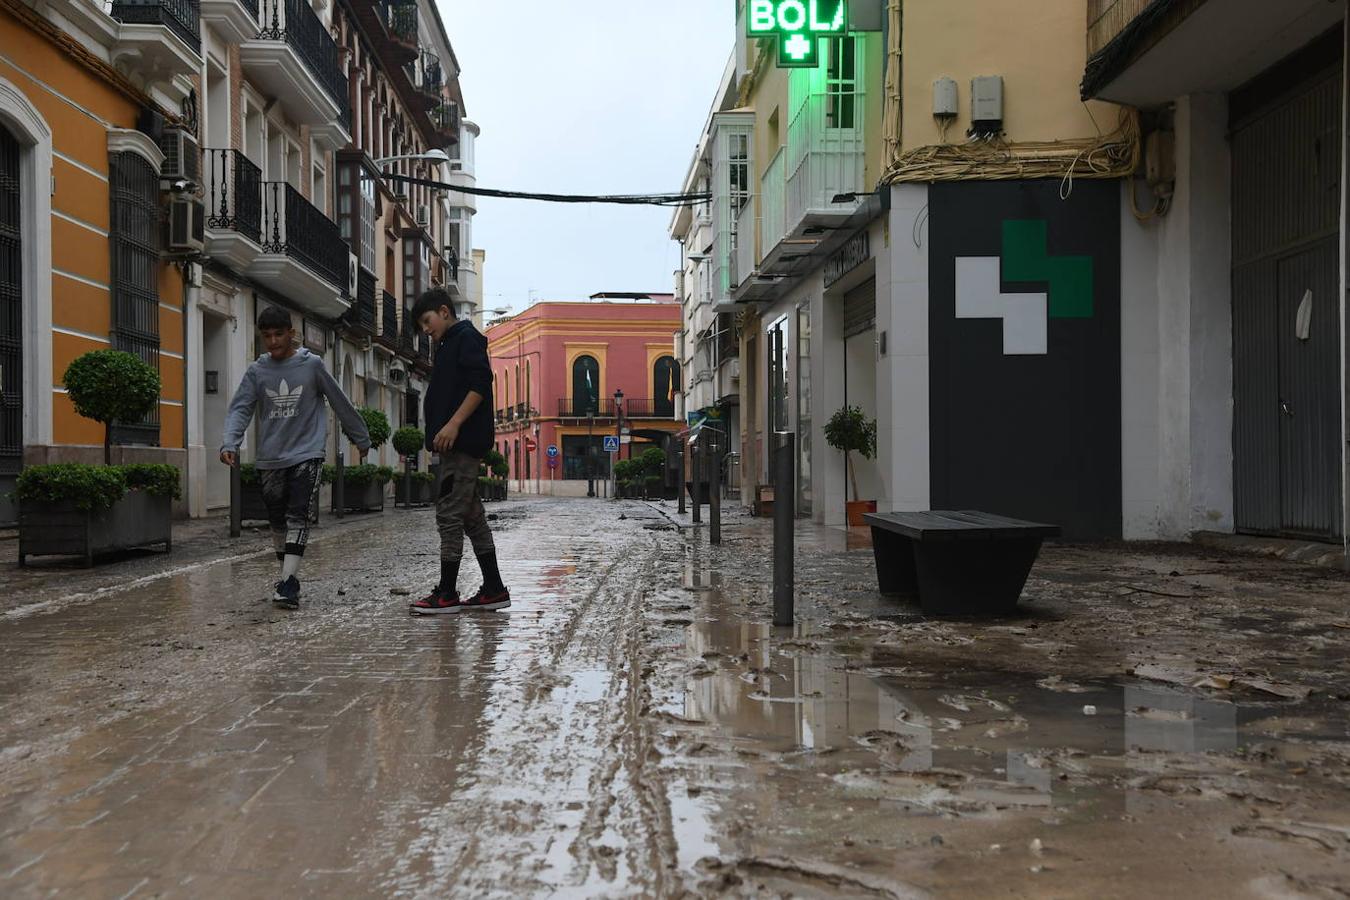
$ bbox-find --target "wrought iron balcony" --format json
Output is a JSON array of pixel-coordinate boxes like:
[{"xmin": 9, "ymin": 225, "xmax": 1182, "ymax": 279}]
[
  {"xmin": 407, "ymin": 49, "xmax": 443, "ymax": 109},
  {"xmin": 381, "ymin": 0, "xmax": 418, "ymax": 61},
  {"xmin": 111, "ymin": 0, "xmax": 201, "ymax": 52},
  {"xmin": 252, "ymin": 0, "xmax": 350, "ymax": 134},
  {"xmin": 259, "ymin": 181, "xmax": 347, "ymax": 291},
  {"xmin": 430, "ymin": 101, "xmax": 460, "ymax": 143},
  {"xmin": 558, "ymin": 398, "xmax": 615, "ymax": 419},
  {"xmin": 351, "ymin": 267, "xmax": 377, "ymax": 334},
  {"xmin": 399, "ymin": 306, "xmax": 416, "ymax": 356},
  {"xmin": 204, "ymin": 149, "xmax": 261, "ymax": 244},
  {"xmin": 379, "ymin": 291, "xmax": 399, "ymax": 347}
]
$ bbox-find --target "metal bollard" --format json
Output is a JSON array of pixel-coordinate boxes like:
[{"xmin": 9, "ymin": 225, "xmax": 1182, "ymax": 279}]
[
  {"xmin": 402, "ymin": 459, "xmax": 412, "ymax": 510},
  {"xmin": 709, "ymin": 441, "xmax": 722, "ymax": 546},
  {"xmin": 229, "ymin": 460, "xmax": 242, "ymax": 538},
  {"xmin": 677, "ymin": 440, "xmax": 687, "ymax": 515},
  {"xmin": 773, "ymin": 432, "xmax": 795, "ymax": 627},
  {"xmin": 691, "ymin": 442, "xmax": 703, "ymax": 524},
  {"xmin": 335, "ymin": 451, "xmax": 345, "ymax": 520}
]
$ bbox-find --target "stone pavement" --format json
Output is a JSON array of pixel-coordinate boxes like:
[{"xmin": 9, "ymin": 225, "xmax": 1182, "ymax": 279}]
[{"xmin": 1, "ymin": 496, "xmax": 1349, "ymax": 898}]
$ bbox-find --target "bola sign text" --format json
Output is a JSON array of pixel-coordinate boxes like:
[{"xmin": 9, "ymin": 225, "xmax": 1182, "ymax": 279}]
[{"xmin": 746, "ymin": 0, "xmax": 848, "ymax": 68}]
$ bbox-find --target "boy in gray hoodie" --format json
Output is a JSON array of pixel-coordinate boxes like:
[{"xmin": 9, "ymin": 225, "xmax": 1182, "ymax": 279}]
[{"xmin": 220, "ymin": 306, "xmax": 371, "ymax": 608}]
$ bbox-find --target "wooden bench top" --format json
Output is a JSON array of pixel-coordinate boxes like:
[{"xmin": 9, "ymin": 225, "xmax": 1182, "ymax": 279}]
[{"xmin": 863, "ymin": 510, "xmax": 1061, "ymax": 541}]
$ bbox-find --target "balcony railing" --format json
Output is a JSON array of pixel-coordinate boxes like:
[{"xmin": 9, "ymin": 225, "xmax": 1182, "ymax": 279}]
[
  {"xmin": 733, "ymin": 200, "xmax": 755, "ymax": 290},
  {"xmin": 204, "ymin": 148, "xmax": 261, "ymax": 244},
  {"xmin": 399, "ymin": 306, "xmax": 416, "ymax": 355},
  {"xmin": 556, "ymin": 398, "xmax": 669, "ymax": 418},
  {"xmin": 260, "ymin": 182, "xmax": 347, "ymax": 290},
  {"xmin": 785, "ymin": 85, "xmax": 865, "ymax": 229},
  {"xmin": 430, "ymin": 102, "xmax": 460, "ymax": 140},
  {"xmin": 353, "ymin": 267, "xmax": 377, "ymax": 333},
  {"xmin": 112, "ymin": 0, "xmax": 201, "ymax": 51},
  {"xmin": 382, "ymin": 0, "xmax": 418, "ymax": 48},
  {"xmin": 760, "ymin": 148, "xmax": 787, "ymax": 258},
  {"xmin": 380, "ymin": 291, "xmax": 399, "ymax": 346},
  {"xmin": 257, "ymin": 0, "xmax": 350, "ymax": 128}
]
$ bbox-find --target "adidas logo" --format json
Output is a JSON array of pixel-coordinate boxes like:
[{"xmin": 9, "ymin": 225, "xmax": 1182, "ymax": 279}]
[
  {"xmin": 955, "ymin": 220, "xmax": 1093, "ymax": 356},
  {"xmin": 265, "ymin": 379, "xmax": 304, "ymax": 419}
]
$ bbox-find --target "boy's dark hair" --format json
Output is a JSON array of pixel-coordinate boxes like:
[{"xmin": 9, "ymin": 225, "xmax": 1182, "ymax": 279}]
[
  {"xmin": 257, "ymin": 305, "xmax": 293, "ymax": 331},
  {"xmin": 411, "ymin": 288, "xmax": 457, "ymax": 323}
]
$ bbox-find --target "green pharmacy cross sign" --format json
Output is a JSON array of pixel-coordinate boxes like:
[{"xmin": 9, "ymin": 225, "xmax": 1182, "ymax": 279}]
[{"xmin": 747, "ymin": 0, "xmax": 849, "ymax": 68}]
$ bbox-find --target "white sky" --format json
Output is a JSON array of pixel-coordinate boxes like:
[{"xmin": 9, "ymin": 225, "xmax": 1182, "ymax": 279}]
[{"xmin": 435, "ymin": 0, "xmax": 734, "ymax": 313}]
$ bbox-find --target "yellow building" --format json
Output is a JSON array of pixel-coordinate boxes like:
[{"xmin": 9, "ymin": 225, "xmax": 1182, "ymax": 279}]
[{"xmin": 1, "ymin": 0, "xmax": 190, "ymax": 523}]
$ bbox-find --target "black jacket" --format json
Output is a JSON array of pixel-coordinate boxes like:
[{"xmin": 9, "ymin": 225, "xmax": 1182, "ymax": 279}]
[{"xmin": 424, "ymin": 319, "xmax": 495, "ymax": 459}]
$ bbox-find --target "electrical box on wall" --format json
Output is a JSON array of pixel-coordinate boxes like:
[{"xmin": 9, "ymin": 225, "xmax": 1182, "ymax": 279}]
[
  {"xmin": 970, "ymin": 76, "xmax": 1004, "ymax": 136},
  {"xmin": 1145, "ymin": 130, "xmax": 1176, "ymax": 187},
  {"xmin": 933, "ymin": 77, "xmax": 958, "ymax": 119}
]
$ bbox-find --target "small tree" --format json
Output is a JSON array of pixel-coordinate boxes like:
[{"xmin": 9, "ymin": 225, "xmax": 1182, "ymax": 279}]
[
  {"xmin": 393, "ymin": 426, "xmax": 424, "ymax": 459},
  {"xmin": 359, "ymin": 408, "xmax": 392, "ymax": 450},
  {"xmin": 482, "ymin": 449, "xmax": 509, "ymax": 480},
  {"xmin": 63, "ymin": 350, "xmax": 161, "ymax": 465},
  {"xmin": 824, "ymin": 405, "xmax": 878, "ymax": 503}
]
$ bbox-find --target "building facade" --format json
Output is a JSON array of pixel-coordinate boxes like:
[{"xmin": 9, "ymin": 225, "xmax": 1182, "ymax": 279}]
[
  {"xmin": 683, "ymin": 0, "xmax": 1350, "ymax": 551},
  {"xmin": 1, "ymin": 0, "xmax": 194, "ymax": 523},
  {"xmin": 0, "ymin": 0, "xmax": 486, "ymax": 521},
  {"xmin": 486, "ymin": 294, "xmax": 683, "ymax": 494}
]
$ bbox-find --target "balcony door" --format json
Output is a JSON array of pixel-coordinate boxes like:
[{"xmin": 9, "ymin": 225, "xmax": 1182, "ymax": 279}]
[{"xmin": 0, "ymin": 123, "xmax": 23, "ymax": 522}]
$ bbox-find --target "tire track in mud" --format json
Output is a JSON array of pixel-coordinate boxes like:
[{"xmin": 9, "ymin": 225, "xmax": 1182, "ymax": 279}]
[{"xmin": 386, "ymin": 513, "xmax": 682, "ymax": 898}]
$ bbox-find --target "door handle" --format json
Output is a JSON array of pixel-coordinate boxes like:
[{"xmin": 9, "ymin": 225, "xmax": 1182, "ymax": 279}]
[{"xmin": 1281, "ymin": 400, "xmax": 1294, "ymax": 417}]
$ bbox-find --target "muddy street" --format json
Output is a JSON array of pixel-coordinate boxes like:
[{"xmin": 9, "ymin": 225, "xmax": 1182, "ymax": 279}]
[{"xmin": 1, "ymin": 498, "xmax": 1349, "ymax": 898}]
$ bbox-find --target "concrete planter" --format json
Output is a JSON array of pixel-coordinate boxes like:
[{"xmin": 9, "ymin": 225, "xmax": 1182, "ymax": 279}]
[
  {"xmin": 241, "ymin": 482, "xmax": 269, "ymax": 523},
  {"xmin": 19, "ymin": 490, "xmax": 172, "ymax": 567},
  {"xmin": 395, "ymin": 478, "xmax": 435, "ymax": 507},
  {"xmin": 334, "ymin": 480, "xmax": 386, "ymax": 513}
]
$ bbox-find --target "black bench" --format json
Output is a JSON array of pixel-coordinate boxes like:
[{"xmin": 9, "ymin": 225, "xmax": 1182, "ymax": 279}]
[{"xmin": 864, "ymin": 511, "xmax": 1060, "ymax": 615}]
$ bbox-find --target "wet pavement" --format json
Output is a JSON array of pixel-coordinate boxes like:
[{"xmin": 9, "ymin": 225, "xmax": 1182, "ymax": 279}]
[{"xmin": 1, "ymin": 498, "xmax": 1349, "ymax": 897}]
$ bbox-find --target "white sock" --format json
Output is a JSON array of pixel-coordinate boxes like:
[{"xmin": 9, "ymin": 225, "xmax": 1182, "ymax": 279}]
[{"xmin": 282, "ymin": 554, "xmax": 302, "ymax": 581}]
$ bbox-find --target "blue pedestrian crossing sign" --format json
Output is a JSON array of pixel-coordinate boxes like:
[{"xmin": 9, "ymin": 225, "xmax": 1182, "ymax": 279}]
[{"xmin": 604, "ymin": 436, "xmax": 621, "ymax": 453}]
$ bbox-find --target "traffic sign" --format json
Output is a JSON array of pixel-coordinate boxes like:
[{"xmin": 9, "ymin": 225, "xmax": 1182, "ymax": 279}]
[
  {"xmin": 525, "ymin": 437, "xmax": 537, "ymax": 452},
  {"xmin": 546, "ymin": 445, "xmax": 560, "ymax": 459},
  {"xmin": 603, "ymin": 436, "xmax": 621, "ymax": 453}
]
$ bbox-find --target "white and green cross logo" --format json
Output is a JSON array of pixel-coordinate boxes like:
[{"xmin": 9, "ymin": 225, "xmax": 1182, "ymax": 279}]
[
  {"xmin": 955, "ymin": 220, "xmax": 1093, "ymax": 356},
  {"xmin": 746, "ymin": 0, "xmax": 849, "ymax": 68}
]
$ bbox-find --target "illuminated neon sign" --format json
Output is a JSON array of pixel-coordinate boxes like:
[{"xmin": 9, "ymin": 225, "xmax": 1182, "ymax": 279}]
[{"xmin": 746, "ymin": 0, "xmax": 849, "ymax": 68}]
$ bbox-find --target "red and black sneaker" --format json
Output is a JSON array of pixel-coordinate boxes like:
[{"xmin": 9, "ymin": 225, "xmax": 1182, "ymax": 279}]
[
  {"xmin": 461, "ymin": 586, "xmax": 511, "ymax": 612},
  {"xmin": 410, "ymin": 588, "xmax": 462, "ymax": 616}
]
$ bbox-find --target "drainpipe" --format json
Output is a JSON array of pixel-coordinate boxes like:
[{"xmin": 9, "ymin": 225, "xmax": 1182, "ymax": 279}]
[{"xmin": 182, "ymin": 260, "xmax": 200, "ymax": 518}]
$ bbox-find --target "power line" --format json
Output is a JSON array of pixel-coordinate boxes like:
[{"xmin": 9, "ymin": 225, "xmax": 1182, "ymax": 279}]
[{"xmin": 382, "ymin": 173, "xmax": 710, "ymax": 207}]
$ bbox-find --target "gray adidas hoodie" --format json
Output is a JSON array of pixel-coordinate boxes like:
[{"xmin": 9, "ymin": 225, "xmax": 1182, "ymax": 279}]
[{"xmin": 221, "ymin": 348, "xmax": 371, "ymax": 470}]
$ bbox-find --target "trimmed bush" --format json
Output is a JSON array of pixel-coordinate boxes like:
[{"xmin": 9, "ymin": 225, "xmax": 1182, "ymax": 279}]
[
  {"xmin": 393, "ymin": 426, "xmax": 425, "ymax": 457},
  {"xmin": 411, "ymin": 470, "xmax": 435, "ymax": 485},
  {"xmin": 239, "ymin": 463, "xmax": 260, "ymax": 486},
  {"xmin": 15, "ymin": 464, "xmax": 128, "ymax": 512},
  {"xmin": 62, "ymin": 350, "xmax": 161, "ymax": 465},
  {"xmin": 639, "ymin": 447, "xmax": 666, "ymax": 476},
  {"xmin": 120, "ymin": 464, "xmax": 182, "ymax": 500},
  {"xmin": 359, "ymin": 408, "xmax": 392, "ymax": 449},
  {"xmin": 321, "ymin": 464, "xmax": 336, "ymax": 485},
  {"xmin": 376, "ymin": 465, "xmax": 395, "ymax": 484},
  {"xmin": 344, "ymin": 464, "xmax": 395, "ymax": 487}
]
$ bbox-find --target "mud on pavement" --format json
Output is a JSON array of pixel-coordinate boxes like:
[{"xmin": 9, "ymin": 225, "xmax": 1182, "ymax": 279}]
[{"xmin": 636, "ymin": 506, "xmax": 1350, "ymax": 899}]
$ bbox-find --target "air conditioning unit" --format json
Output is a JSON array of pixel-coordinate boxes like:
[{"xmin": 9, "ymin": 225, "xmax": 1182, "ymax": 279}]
[
  {"xmin": 159, "ymin": 127, "xmax": 201, "ymax": 187},
  {"xmin": 347, "ymin": 253, "xmax": 359, "ymax": 298},
  {"xmin": 167, "ymin": 196, "xmax": 205, "ymax": 254},
  {"xmin": 416, "ymin": 205, "xmax": 430, "ymax": 228}
]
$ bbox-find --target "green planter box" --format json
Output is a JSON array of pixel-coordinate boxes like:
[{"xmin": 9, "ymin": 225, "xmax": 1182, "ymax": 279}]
[
  {"xmin": 19, "ymin": 490, "xmax": 172, "ymax": 567},
  {"xmin": 395, "ymin": 478, "xmax": 435, "ymax": 507},
  {"xmin": 333, "ymin": 481, "xmax": 386, "ymax": 513}
]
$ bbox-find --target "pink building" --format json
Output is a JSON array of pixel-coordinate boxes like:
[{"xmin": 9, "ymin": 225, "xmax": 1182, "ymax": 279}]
[{"xmin": 486, "ymin": 294, "xmax": 683, "ymax": 486}]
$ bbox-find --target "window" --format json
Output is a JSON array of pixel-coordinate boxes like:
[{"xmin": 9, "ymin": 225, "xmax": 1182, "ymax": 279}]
[
  {"xmin": 572, "ymin": 355, "xmax": 600, "ymax": 415},
  {"xmin": 312, "ymin": 161, "xmax": 327, "ymax": 216},
  {"xmin": 109, "ymin": 151, "xmax": 162, "ymax": 446},
  {"xmin": 653, "ymin": 356, "xmax": 681, "ymax": 418},
  {"xmin": 825, "ymin": 37, "xmax": 858, "ymax": 130},
  {"xmin": 338, "ymin": 160, "xmax": 377, "ymax": 271}
]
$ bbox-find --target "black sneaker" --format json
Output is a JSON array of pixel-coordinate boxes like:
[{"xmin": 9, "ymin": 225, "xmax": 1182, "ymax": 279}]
[
  {"xmin": 273, "ymin": 576, "xmax": 300, "ymax": 609},
  {"xmin": 461, "ymin": 586, "xmax": 511, "ymax": 612}
]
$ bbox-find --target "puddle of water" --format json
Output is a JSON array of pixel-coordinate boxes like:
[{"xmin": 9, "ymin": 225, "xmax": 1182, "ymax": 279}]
[{"xmin": 672, "ymin": 614, "xmax": 1350, "ymax": 824}]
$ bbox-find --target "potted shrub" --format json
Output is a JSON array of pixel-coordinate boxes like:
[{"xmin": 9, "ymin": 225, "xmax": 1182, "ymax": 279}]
[
  {"xmin": 17, "ymin": 351, "xmax": 177, "ymax": 566},
  {"xmin": 334, "ymin": 463, "xmax": 391, "ymax": 513},
  {"xmin": 613, "ymin": 459, "xmax": 636, "ymax": 498},
  {"xmin": 392, "ymin": 426, "xmax": 427, "ymax": 507},
  {"xmin": 824, "ymin": 405, "xmax": 879, "ymax": 526},
  {"xmin": 16, "ymin": 462, "xmax": 180, "ymax": 566},
  {"xmin": 481, "ymin": 450, "xmax": 509, "ymax": 501},
  {"xmin": 360, "ymin": 408, "xmax": 392, "ymax": 456},
  {"xmin": 639, "ymin": 447, "xmax": 668, "ymax": 500}
]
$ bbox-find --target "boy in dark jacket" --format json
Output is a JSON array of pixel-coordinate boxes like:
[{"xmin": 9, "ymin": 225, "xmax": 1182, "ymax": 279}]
[{"xmin": 408, "ymin": 288, "xmax": 510, "ymax": 615}]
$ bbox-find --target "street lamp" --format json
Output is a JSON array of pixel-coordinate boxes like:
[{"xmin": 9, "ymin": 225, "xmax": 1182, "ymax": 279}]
[
  {"xmin": 614, "ymin": 388, "xmax": 626, "ymax": 467},
  {"xmin": 374, "ymin": 150, "xmax": 450, "ymax": 167},
  {"xmin": 586, "ymin": 411, "xmax": 596, "ymax": 498}
]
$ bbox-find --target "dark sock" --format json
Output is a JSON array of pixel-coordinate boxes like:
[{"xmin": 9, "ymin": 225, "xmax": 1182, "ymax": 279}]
[
  {"xmin": 439, "ymin": 559, "xmax": 461, "ymax": 595},
  {"xmin": 478, "ymin": 552, "xmax": 505, "ymax": 592}
]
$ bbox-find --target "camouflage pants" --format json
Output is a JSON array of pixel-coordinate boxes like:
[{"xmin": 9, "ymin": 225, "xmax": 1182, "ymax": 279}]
[{"xmin": 435, "ymin": 451, "xmax": 496, "ymax": 563}]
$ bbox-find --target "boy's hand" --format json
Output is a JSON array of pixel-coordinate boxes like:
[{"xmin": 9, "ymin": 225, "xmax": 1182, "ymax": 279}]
[
  {"xmin": 220, "ymin": 450, "xmax": 238, "ymax": 467},
  {"xmin": 433, "ymin": 421, "xmax": 460, "ymax": 453}
]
